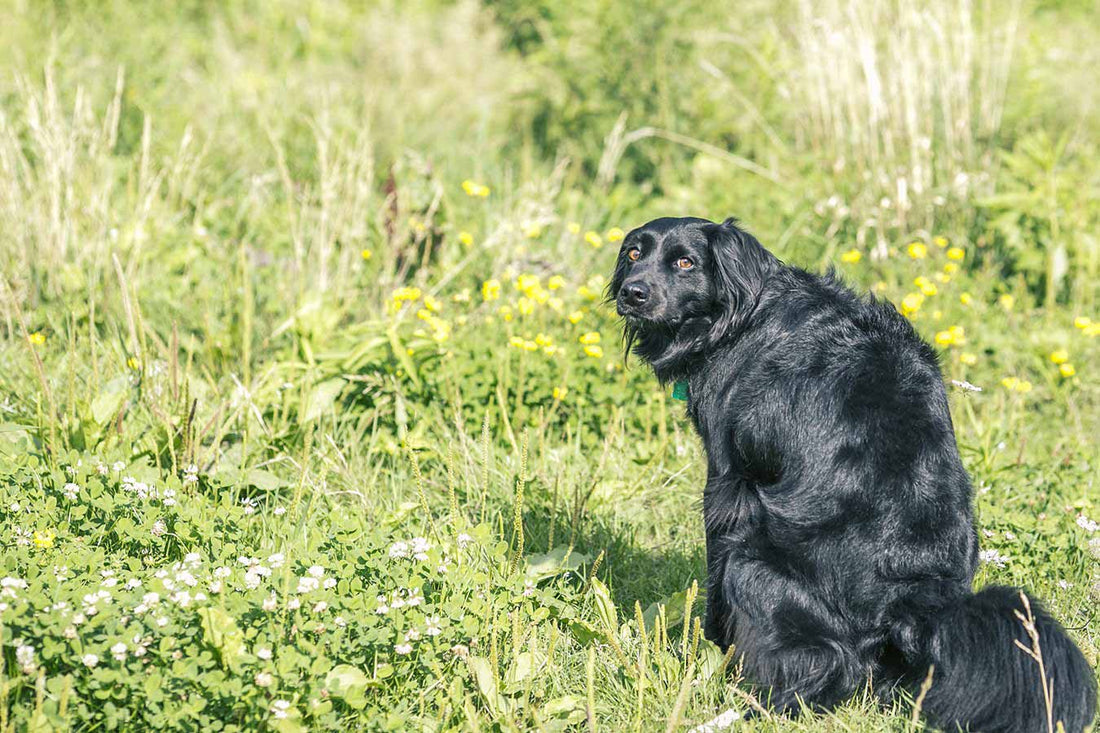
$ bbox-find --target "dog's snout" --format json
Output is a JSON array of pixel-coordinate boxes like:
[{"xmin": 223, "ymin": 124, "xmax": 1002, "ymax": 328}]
[{"xmin": 622, "ymin": 281, "xmax": 650, "ymax": 305}]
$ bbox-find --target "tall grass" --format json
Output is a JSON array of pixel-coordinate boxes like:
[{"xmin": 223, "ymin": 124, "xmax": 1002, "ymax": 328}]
[{"xmin": 787, "ymin": 0, "xmax": 1021, "ymax": 249}]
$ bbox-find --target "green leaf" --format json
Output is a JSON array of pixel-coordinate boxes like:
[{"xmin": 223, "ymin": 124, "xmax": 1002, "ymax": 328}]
[
  {"xmin": 198, "ymin": 607, "xmax": 247, "ymax": 672},
  {"xmin": 303, "ymin": 378, "xmax": 345, "ymax": 422},
  {"xmin": 324, "ymin": 664, "xmax": 370, "ymax": 710},
  {"xmin": 590, "ymin": 577, "xmax": 617, "ymax": 632},
  {"xmin": 91, "ymin": 376, "xmax": 130, "ymax": 425},
  {"xmin": 526, "ymin": 546, "xmax": 591, "ymax": 580}
]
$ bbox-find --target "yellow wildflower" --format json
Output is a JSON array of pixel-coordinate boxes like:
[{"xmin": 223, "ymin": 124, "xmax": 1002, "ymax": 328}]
[
  {"xmin": 28, "ymin": 332, "xmax": 46, "ymax": 345},
  {"xmin": 583, "ymin": 344, "xmax": 604, "ymax": 359},
  {"xmin": 959, "ymin": 292, "xmax": 972, "ymax": 306},
  {"xmin": 1001, "ymin": 377, "xmax": 1018, "ymax": 390},
  {"xmin": 606, "ymin": 227, "xmax": 625, "ymax": 242},
  {"xmin": 578, "ymin": 332, "xmax": 601, "ymax": 345},
  {"xmin": 508, "ymin": 336, "xmax": 525, "ymax": 349},
  {"xmin": 515, "ymin": 273, "xmax": 541, "ymax": 294},
  {"xmin": 934, "ymin": 330, "xmax": 954, "ymax": 346},
  {"xmin": 535, "ymin": 333, "xmax": 553, "ymax": 347},
  {"xmin": 933, "ymin": 236, "xmax": 949, "ymax": 248},
  {"xmin": 840, "ymin": 249, "xmax": 862, "ymax": 264},
  {"xmin": 517, "ymin": 298, "xmax": 534, "ymax": 316},
  {"xmin": 459, "ymin": 231, "xmax": 474, "ymax": 247},
  {"xmin": 498, "ymin": 305, "xmax": 514, "ymax": 322},
  {"xmin": 360, "ymin": 249, "xmax": 373, "ymax": 261},
  {"xmin": 567, "ymin": 222, "xmax": 581, "ymax": 235},
  {"xmin": 482, "ymin": 279, "xmax": 502, "ymax": 302},
  {"xmin": 901, "ymin": 292, "xmax": 924, "ymax": 316},
  {"xmin": 1059, "ymin": 363, "xmax": 1076, "ymax": 378},
  {"xmin": 461, "ymin": 179, "xmax": 490, "ymax": 198},
  {"xmin": 127, "ymin": 357, "xmax": 142, "ymax": 371},
  {"xmin": 568, "ymin": 310, "xmax": 584, "ymax": 325},
  {"xmin": 914, "ymin": 276, "xmax": 937, "ymax": 297},
  {"xmin": 392, "ymin": 286, "xmax": 422, "ymax": 304},
  {"xmin": 873, "ymin": 281, "xmax": 888, "ymax": 294},
  {"xmin": 1073, "ymin": 316, "xmax": 1091, "ymax": 329},
  {"xmin": 424, "ymin": 295, "xmax": 442, "ymax": 312},
  {"xmin": 1016, "ymin": 380, "xmax": 1032, "ymax": 393},
  {"xmin": 552, "ymin": 386, "xmax": 567, "ymax": 400},
  {"xmin": 584, "ymin": 231, "xmax": 603, "ymax": 248},
  {"xmin": 907, "ymin": 242, "xmax": 928, "ymax": 259},
  {"xmin": 33, "ymin": 529, "xmax": 55, "ymax": 549},
  {"xmin": 522, "ymin": 222, "xmax": 543, "ymax": 239},
  {"xmin": 935, "ymin": 326, "xmax": 964, "ymax": 347},
  {"xmin": 1049, "ymin": 350, "xmax": 1068, "ymax": 365},
  {"xmin": 943, "ymin": 262, "xmax": 959, "ymax": 275},
  {"xmin": 548, "ymin": 296, "xmax": 564, "ymax": 312},
  {"xmin": 959, "ymin": 352, "xmax": 977, "ymax": 365},
  {"xmin": 547, "ymin": 275, "xmax": 565, "ymax": 290},
  {"xmin": 452, "ymin": 289, "xmax": 471, "ymax": 303},
  {"xmin": 946, "ymin": 247, "xmax": 965, "ymax": 261},
  {"xmin": 1085, "ymin": 324, "xmax": 1100, "ymax": 337},
  {"xmin": 998, "ymin": 294, "xmax": 1015, "ymax": 311},
  {"xmin": 934, "ymin": 273, "xmax": 951, "ymax": 284}
]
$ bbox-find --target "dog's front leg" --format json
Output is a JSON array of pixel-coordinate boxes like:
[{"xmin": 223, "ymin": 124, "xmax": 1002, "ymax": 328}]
[{"xmin": 703, "ymin": 475, "xmax": 743, "ymax": 650}]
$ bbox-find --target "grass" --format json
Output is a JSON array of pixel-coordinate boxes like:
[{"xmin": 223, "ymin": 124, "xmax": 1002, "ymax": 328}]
[{"xmin": 0, "ymin": 1, "xmax": 1097, "ymax": 730}]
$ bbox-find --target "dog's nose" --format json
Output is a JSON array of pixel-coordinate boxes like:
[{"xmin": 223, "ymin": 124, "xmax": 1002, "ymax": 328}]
[{"xmin": 622, "ymin": 282, "xmax": 650, "ymax": 304}]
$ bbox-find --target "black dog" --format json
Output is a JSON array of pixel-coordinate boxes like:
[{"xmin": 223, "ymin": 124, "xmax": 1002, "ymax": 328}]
[{"xmin": 610, "ymin": 216, "xmax": 1096, "ymax": 731}]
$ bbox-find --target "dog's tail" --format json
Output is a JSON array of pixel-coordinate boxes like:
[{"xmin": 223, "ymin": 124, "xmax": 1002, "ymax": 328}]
[{"xmin": 902, "ymin": 585, "xmax": 1096, "ymax": 733}]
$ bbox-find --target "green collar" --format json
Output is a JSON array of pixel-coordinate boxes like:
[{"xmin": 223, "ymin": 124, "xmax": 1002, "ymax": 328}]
[{"xmin": 672, "ymin": 380, "xmax": 689, "ymax": 402}]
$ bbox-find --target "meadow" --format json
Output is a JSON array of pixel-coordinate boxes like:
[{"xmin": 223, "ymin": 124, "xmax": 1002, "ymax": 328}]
[{"xmin": 0, "ymin": 0, "xmax": 1097, "ymax": 730}]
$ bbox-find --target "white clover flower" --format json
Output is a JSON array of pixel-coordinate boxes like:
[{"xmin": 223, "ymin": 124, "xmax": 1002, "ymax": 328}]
[
  {"xmin": 256, "ymin": 647, "xmax": 273, "ymax": 660},
  {"xmin": 274, "ymin": 506, "xmax": 286, "ymax": 516},
  {"xmin": 405, "ymin": 628, "xmax": 421, "ymax": 642},
  {"xmin": 410, "ymin": 537, "xmax": 431, "ymax": 561},
  {"xmin": 375, "ymin": 595, "xmax": 390, "ymax": 615},
  {"xmin": 208, "ymin": 580, "xmax": 223, "ymax": 594},
  {"xmin": 183, "ymin": 552, "xmax": 202, "ymax": 566},
  {"xmin": 1077, "ymin": 515, "xmax": 1098, "ymax": 533},
  {"xmin": 255, "ymin": 672, "xmax": 274, "ymax": 687},
  {"xmin": 125, "ymin": 578, "xmax": 142, "ymax": 590},
  {"xmin": 171, "ymin": 591, "xmax": 192, "ymax": 607},
  {"xmin": 405, "ymin": 588, "xmax": 422, "ymax": 607},
  {"xmin": 238, "ymin": 556, "xmax": 258, "ymax": 566},
  {"xmin": 395, "ymin": 643, "xmax": 413, "ymax": 655},
  {"xmin": 111, "ymin": 643, "xmax": 127, "ymax": 661},
  {"xmin": 63, "ymin": 626, "xmax": 77, "ymax": 639},
  {"xmin": 16, "ymin": 644, "xmax": 35, "ymax": 673},
  {"xmin": 133, "ymin": 645, "xmax": 147, "ymax": 658},
  {"xmin": 334, "ymin": 616, "xmax": 347, "ymax": 628},
  {"xmin": 388, "ymin": 541, "xmax": 410, "ymax": 559},
  {"xmin": 323, "ymin": 577, "xmax": 337, "ymax": 589},
  {"xmin": 213, "ymin": 566, "xmax": 232, "ymax": 579},
  {"xmin": 271, "ymin": 700, "xmax": 291, "ymax": 719},
  {"xmin": 9, "ymin": 502, "xmax": 20, "ymax": 512},
  {"xmin": 112, "ymin": 461, "xmax": 125, "ymax": 472},
  {"xmin": 1058, "ymin": 580, "xmax": 1072, "ymax": 589},
  {"xmin": 688, "ymin": 708, "xmax": 741, "ymax": 733},
  {"xmin": 296, "ymin": 576, "xmax": 319, "ymax": 594},
  {"xmin": 287, "ymin": 598, "xmax": 301, "ymax": 610},
  {"xmin": 523, "ymin": 580, "xmax": 536, "ymax": 597},
  {"xmin": 156, "ymin": 616, "xmax": 169, "ymax": 627},
  {"xmin": 457, "ymin": 533, "xmax": 473, "ymax": 548},
  {"xmin": 82, "ymin": 654, "xmax": 99, "ymax": 668},
  {"xmin": 262, "ymin": 594, "xmax": 278, "ymax": 612},
  {"xmin": 72, "ymin": 613, "xmax": 87, "ymax": 625},
  {"xmin": 142, "ymin": 592, "xmax": 161, "ymax": 606},
  {"xmin": 194, "ymin": 592, "xmax": 208, "ymax": 603},
  {"xmin": 163, "ymin": 488, "xmax": 177, "ymax": 507},
  {"xmin": 151, "ymin": 519, "xmax": 167, "ymax": 537},
  {"xmin": 176, "ymin": 571, "xmax": 197, "ymax": 587},
  {"xmin": 979, "ymin": 549, "xmax": 1009, "ymax": 568},
  {"xmin": 437, "ymin": 562, "xmax": 450, "ymax": 574},
  {"xmin": 63, "ymin": 483, "xmax": 81, "ymax": 500},
  {"xmin": 244, "ymin": 570, "xmax": 263, "ymax": 590},
  {"xmin": 425, "ymin": 616, "xmax": 442, "ymax": 636},
  {"xmin": 268, "ymin": 553, "xmax": 285, "ymax": 568},
  {"xmin": 312, "ymin": 601, "xmax": 328, "ymax": 613},
  {"xmin": 307, "ymin": 565, "xmax": 324, "ymax": 578}
]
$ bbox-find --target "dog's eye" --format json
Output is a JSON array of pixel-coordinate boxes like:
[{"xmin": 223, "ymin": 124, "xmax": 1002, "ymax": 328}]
[
  {"xmin": 676, "ymin": 257, "xmax": 694, "ymax": 270},
  {"xmin": 627, "ymin": 248, "xmax": 641, "ymax": 261}
]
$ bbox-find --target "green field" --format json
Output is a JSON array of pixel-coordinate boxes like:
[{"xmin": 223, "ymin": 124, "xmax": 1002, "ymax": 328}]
[{"xmin": 0, "ymin": 1, "xmax": 1097, "ymax": 730}]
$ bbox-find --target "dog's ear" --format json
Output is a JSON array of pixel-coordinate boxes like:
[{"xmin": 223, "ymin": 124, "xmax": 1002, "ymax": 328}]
[{"xmin": 704, "ymin": 217, "xmax": 778, "ymax": 342}]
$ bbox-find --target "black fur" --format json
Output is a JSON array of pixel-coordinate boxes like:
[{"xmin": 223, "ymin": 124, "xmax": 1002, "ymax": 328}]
[{"xmin": 610, "ymin": 216, "xmax": 1097, "ymax": 731}]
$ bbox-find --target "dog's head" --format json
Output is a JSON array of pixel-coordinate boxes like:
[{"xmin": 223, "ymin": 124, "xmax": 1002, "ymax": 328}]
[{"xmin": 609, "ymin": 216, "xmax": 778, "ymax": 377}]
